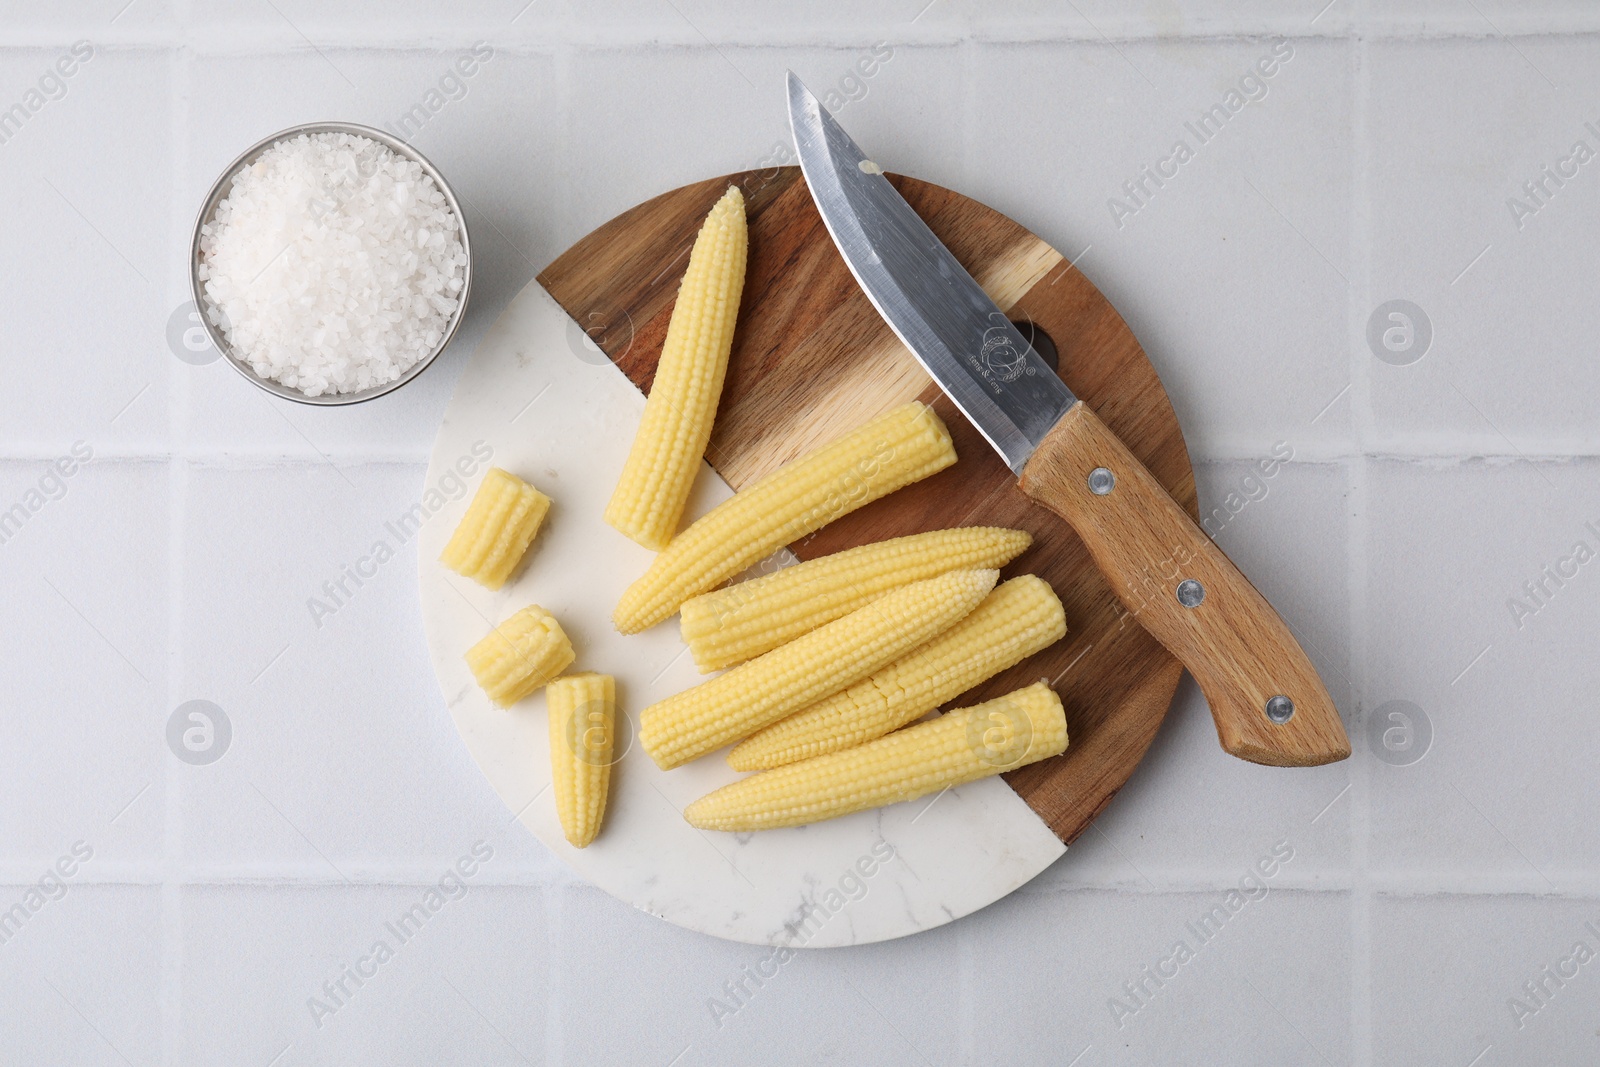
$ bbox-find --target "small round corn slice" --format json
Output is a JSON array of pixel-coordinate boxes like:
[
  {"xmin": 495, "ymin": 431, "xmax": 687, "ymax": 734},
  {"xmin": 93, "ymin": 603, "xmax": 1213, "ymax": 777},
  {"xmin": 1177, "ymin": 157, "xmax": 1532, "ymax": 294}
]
[{"xmin": 465, "ymin": 604, "xmax": 574, "ymax": 708}]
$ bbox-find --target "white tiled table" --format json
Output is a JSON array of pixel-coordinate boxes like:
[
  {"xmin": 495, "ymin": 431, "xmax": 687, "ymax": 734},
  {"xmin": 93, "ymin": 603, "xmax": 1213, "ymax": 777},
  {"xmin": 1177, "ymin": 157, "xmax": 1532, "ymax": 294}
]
[{"xmin": 2, "ymin": 3, "xmax": 1597, "ymax": 1064}]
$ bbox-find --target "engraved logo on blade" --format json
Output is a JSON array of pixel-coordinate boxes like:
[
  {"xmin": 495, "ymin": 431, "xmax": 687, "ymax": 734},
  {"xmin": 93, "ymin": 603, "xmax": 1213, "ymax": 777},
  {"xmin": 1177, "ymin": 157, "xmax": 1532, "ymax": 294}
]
[
  {"xmin": 966, "ymin": 313, "xmax": 1036, "ymax": 394},
  {"xmin": 981, "ymin": 325, "xmax": 1027, "ymax": 383}
]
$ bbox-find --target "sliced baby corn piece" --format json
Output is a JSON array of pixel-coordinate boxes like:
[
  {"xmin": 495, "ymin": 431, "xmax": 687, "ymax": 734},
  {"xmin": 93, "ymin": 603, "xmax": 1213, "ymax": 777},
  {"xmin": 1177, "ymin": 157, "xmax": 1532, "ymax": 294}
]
[
  {"xmin": 440, "ymin": 468, "xmax": 552, "ymax": 590},
  {"xmin": 614, "ymin": 401, "xmax": 957, "ymax": 634},
  {"xmin": 728, "ymin": 574, "xmax": 1065, "ymax": 771},
  {"xmin": 464, "ymin": 605, "xmax": 575, "ymax": 709},
  {"xmin": 605, "ymin": 186, "xmax": 748, "ymax": 551},
  {"xmin": 679, "ymin": 526, "xmax": 1032, "ymax": 673},
  {"xmin": 685, "ymin": 682, "xmax": 1067, "ymax": 832},
  {"xmin": 546, "ymin": 673, "xmax": 616, "ymax": 848},
  {"xmin": 638, "ymin": 568, "xmax": 998, "ymax": 770}
]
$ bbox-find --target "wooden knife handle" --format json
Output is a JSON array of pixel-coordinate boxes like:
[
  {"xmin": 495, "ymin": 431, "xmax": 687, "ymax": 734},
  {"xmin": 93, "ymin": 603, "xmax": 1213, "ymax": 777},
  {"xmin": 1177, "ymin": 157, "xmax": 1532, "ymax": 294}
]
[{"xmin": 1019, "ymin": 401, "xmax": 1349, "ymax": 767}]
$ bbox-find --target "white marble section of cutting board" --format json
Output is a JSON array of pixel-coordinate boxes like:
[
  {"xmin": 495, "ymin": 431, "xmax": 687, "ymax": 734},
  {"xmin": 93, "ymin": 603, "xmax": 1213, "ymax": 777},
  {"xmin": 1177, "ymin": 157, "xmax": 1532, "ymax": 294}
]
[{"xmin": 419, "ymin": 279, "xmax": 1066, "ymax": 946}]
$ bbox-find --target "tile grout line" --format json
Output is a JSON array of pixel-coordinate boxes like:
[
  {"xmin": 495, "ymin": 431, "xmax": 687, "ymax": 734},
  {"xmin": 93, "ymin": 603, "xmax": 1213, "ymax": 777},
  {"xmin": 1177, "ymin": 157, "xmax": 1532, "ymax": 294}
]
[
  {"xmin": 161, "ymin": 32, "xmax": 192, "ymax": 1067},
  {"xmin": 5, "ymin": 868, "xmax": 1600, "ymax": 893},
  {"xmin": 542, "ymin": 38, "xmax": 573, "ymax": 1067},
  {"xmin": 161, "ymin": 459, "xmax": 185, "ymax": 1067},
  {"xmin": 9, "ymin": 870, "xmax": 1600, "ymax": 895},
  {"xmin": 13, "ymin": 438, "xmax": 1600, "ymax": 460},
  {"xmin": 1348, "ymin": 7, "xmax": 1374, "ymax": 1066},
  {"xmin": 544, "ymin": 883, "xmax": 565, "ymax": 1067},
  {"xmin": 956, "ymin": 31, "xmax": 978, "ymax": 1066},
  {"xmin": 18, "ymin": 23, "xmax": 1600, "ymax": 50},
  {"xmin": 957, "ymin": 920, "xmax": 977, "ymax": 1066},
  {"xmin": 3, "ymin": 442, "xmax": 1600, "ymax": 465}
]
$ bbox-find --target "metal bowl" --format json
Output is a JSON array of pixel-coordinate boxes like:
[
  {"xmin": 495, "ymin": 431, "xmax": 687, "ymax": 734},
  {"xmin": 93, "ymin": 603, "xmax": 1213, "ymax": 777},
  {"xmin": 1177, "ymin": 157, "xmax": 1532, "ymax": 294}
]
[{"xmin": 188, "ymin": 120, "xmax": 473, "ymax": 406}]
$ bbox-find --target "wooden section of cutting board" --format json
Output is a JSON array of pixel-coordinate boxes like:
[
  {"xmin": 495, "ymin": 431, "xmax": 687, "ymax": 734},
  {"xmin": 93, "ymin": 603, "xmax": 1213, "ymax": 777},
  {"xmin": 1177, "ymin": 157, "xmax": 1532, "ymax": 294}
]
[{"xmin": 539, "ymin": 166, "xmax": 1197, "ymax": 846}]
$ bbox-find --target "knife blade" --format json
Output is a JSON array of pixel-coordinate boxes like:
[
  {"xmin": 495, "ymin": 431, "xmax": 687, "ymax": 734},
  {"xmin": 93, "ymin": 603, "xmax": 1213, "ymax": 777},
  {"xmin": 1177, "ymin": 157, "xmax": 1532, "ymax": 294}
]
[{"xmin": 787, "ymin": 72, "xmax": 1349, "ymax": 767}]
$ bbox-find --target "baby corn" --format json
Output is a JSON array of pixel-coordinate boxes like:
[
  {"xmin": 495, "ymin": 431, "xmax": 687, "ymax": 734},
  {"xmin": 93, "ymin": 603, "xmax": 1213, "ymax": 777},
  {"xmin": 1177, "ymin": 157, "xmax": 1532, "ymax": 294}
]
[
  {"xmin": 546, "ymin": 673, "xmax": 616, "ymax": 848},
  {"xmin": 605, "ymin": 186, "xmax": 748, "ymax": 550},
  {"xmin": 638, "ymin": 568, "xmax": 997, "ymax": 769},
  {"xmin": 684, "ymin": 682, "xmax": 1068, "ymax": 832},
  {"xmin": 728, "ymin": 575, "xmax": 1065, "ymax": 770},
  {"xmin": 614, "ymin": 401, "xmax": 957, "ymax": 633},
  {"xmin": 464, "ymin": 604, "xmax": 575, "ymax": 708},
  {"xmin": 440, "ymin": 468, "xmax": 551, "ymax": 590},
  {"xmin": 679, "ymin": 526, "xmax": 1032, "ymax": 672}
]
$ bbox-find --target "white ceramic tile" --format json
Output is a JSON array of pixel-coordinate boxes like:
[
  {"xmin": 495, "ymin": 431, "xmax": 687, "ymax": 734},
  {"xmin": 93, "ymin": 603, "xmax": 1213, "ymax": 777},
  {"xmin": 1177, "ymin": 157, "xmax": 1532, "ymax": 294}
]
[
  {"xmin": 0, "ymin": 460, "xmax": 165, "ymax": 869},
  {"xmin": 1371, "ymin": 0, "xmax": 1600, "ymax": 36},
  {"xmin": 744, "ymin": 42, "xmax": 969, "ymax": 188},
  {"xmin": 558, "ymin": 47, "xmax": 788, "ymax": 243},
  {"xmin": 1058, "ymin": 674, "xmax": 1353, "ymax": 885},
  {"xmin": 0, "ymin": 47, "xmax": 171, "ymax": 453},
  {"xmin": 178, "ymin": 462, "xmax": 563, "ymax": 878},
  {"xmin": 1368, "ymin": 37, "xmax": 1600, "ymax": 453},
  {"xmin": 185, "ymin": 0, "xmax": 553, "ymax": 33},
  {"xmin": 1372, "ymin": 894, "xmax": 1600, "ymax": 1066},
  {"xmin": 0, "ymin": 1, "xmax": 177, "ymax": 32},
  {"xmin": 669, "ymin": 0, "xmax": 929, "ymax": 38},
  {"xmin": 932, "ymin": 0, "xmax": 1354, "ymax": 37},
  {"xmin": 967, "ymin": 886, "xmax": 1350, "ymax": 1067},
  {"xmin": 795, "ymin": 926, "xmax": 964, "ymax": 1065},
  {"xmin": 1365, "ymin": 459, "xmax": 1600, "ymax": 880},
  {"xmin": 556, "ymin": 883, "xmax": 962, "ymax": 1066},
  {"xmin": 397, "ymin": 48, "xmax": 567, "ymax": 314},
  {"xmin": 969, "ymin": 38, "xmax": 1355, "ymax": 458},
  {"xmin": 559, "ymin": 43, "xmax": 967, "ymax": 246},
  {"xmin": 181, "ymin": 880, "xmax": 548, "ymax": 1066},
  {"xmin": 556, "ymin": 884, "xmax": 774, "ymax": 1065},
  {"xmin": 0, "ymin": 885, "xmax": 162, "ymax": 1067}
]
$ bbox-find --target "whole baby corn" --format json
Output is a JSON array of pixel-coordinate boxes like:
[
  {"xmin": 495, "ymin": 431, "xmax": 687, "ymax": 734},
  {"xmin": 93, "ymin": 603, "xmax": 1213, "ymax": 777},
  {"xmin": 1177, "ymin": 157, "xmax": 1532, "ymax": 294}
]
[
  {"xmin": 613, "ymin": 401, "xmax": 957, "ymax": 634},
  {"xmin": 546, "ymin": 673, "xmax": 616, "ymax": 848},
  {"xmin": 605, "ymin": 186, "xmax": 748, "ymax": 551},
  {"xmin": 728, "ymin": 575, "xmax": 1065, "ymax": 770},
  {"xmin": 638, "ymin": 568, "xmax": 998, "ymax": 769},
  {"xmin": 440, "ymin": 468, "xmax": 551, "ymax": 590},
  {"xmin": 679, "ymin": 526, "xmax": 1032, "ymax": 672},
  {"xmin": 684, "ymin": 682, "xmax": 1068, "ymax": 832},
  {"xmin": 464, "ymin": 605, "xmax": 575, "ymax": 708}
]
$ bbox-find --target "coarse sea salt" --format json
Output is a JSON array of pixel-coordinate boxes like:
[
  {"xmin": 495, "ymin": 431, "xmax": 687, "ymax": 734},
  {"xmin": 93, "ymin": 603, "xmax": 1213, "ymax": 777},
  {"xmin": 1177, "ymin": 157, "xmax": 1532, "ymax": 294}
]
[{"xmin": 198, "ymin": 131, "xmax": 467, "ymax": 397}]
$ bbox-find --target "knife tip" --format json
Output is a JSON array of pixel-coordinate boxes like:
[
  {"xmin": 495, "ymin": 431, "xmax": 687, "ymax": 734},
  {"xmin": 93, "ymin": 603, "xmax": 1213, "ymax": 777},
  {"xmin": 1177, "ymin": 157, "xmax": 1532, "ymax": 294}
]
[{"xmin": 785, "ymin": 70, "xmax": 816, "ymax": 108}]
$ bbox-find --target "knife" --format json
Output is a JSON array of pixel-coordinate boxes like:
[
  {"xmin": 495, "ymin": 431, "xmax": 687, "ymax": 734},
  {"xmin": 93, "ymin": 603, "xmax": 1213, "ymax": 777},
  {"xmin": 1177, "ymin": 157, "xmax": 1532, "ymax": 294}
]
[{"xmin": 786, "ymin": 73, "xmax": 1349, "ymax": 767}]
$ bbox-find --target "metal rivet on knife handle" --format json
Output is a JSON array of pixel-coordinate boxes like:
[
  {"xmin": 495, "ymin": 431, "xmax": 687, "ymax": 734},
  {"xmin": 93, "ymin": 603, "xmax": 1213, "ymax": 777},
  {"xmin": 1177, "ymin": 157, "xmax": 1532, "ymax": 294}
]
[
  {"xmin": 1265, "ymin": 695, "xmax": 1295, "ymax": 724},
  {"xmin": 1175, "ymin": 579, "xmax": 1204, "ymax": 608},
  {"xmin": 1087, "ymin": 467, "xmax": 1115, "ymax": 495}
]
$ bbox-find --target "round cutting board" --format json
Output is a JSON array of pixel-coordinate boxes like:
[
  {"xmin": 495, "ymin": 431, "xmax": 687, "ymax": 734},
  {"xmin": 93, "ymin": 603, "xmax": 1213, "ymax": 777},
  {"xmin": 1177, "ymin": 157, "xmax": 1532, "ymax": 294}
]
[{"xmin": 420, "ymin": 167, "xmax": 1197, "ymax": 946}]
